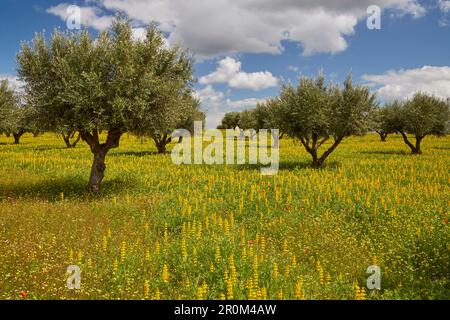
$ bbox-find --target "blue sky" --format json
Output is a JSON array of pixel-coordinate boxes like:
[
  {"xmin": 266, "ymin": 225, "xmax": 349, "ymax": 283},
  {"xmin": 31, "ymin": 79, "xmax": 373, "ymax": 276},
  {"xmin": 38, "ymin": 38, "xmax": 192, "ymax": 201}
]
[{"xmin": 1, "ymin": 0, "xmax": 449, "ymax": 127}]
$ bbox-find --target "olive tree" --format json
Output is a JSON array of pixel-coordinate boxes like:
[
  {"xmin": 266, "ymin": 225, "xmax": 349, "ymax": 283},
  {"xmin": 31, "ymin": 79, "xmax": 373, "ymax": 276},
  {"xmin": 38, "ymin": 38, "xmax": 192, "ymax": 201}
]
[
  {"xmin": 370, "ymin": 108, "xmax": 391, "ymax": 142},
  {"xmin": 134, "ymin": 94, "xmax": 204, "ymax": 154},
  {"xmin": 0, "ymin": 80, "xmax": 37, "ymax": 144},
  {"xmin": 0, "ymin": 80, "xmax": 18, "ymax": 138},
  {"xmin": 381, "ymin": 94, "xmax": 449, "ymax": 154},
  {"xmin": 278, "ymin": 74, "xmax": 377, "ymax": 168},
  {"xmin": 254, "ymin": 99, "xmax": 285, "ymax": 139},
  {"xmin": 17, "ymin": 18, "xmax": 194, "ymax": 192},
  {"xmin": 217, "ymin": 112, "xmax": 240, "ymax": 129}
]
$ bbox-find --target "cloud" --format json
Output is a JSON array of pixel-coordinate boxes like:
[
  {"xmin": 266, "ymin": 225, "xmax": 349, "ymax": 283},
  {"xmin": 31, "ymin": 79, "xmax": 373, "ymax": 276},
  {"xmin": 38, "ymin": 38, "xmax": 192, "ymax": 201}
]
[
  {"xmin": 47, "ymin": 3, "xmax": 114, "ymax": 30},
  {"xmin": 362, "ymin": 66, "xmax": 450, "ymax": 101},
  {"xmin": 0, "ymin": 75, "xmax": 25, "ymax": 92},
  {"xmin": 438, "ymin": 0, "xmax": 450, "ymax": 26},
  {"xmin": 194, "ymin": 85, "xmax": 267, "ymax": 128},
  {"xmin": 439, "ymin": 0, "xmax": 450, "ymax": 13},
  {"xmin": 48, "ymin": 0, "xmax": 425, "ymax": 58},
  {"xmin": 199, "ymin": 57, "xmax": 278, "ymax": 90}
]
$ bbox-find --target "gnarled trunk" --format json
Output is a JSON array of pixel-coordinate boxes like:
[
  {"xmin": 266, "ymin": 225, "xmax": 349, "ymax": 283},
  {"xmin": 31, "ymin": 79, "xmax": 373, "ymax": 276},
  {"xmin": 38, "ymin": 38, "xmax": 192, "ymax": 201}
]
[
  {"xmin": 13, "ymin": 130, "xmax": 25, "ymax": 144},
  {"xmin": 153, "ymin": 134, "xmax": 171, "ymax": 154},
  {"xmin": 400, "ymin": 131, "xmax": 423, "ymax": 154},
  {"xmin": 62, "ymin": 131, "xmax": 81, "ymax": 148},
  {"xmin": 89, "ymin": 149, "xmax": 107, "ymax": 193},
  {"xmin": 300, "ymin": 134, "xmax": 343, "ymax": 169},
  {"xmin": 376, "ymin": 131, "xmax": 388, "ymax": 142},
  {"xmin": 80, "ymin": 128, "xmax": 123, "ymax": 193}
]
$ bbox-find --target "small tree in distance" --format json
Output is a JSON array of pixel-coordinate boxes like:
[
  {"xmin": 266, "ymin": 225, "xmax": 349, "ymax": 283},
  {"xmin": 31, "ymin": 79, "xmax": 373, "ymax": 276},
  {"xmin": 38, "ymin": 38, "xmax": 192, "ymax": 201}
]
[
  {"xmin": 380, "ymin": 93, "xmax": 449, "ymax": 154},
  {"xmin": 134, "ymin": 94, "xmax": 204, "ymax": 154},
  {"xmin": 0, "ymin": 80, "xmax": 18, "ymax": 139},
  {"xmin": 278, "ymin": 74, "xmax": 377, "ymax": 168},
  {"xmin": 0, "ymin": 80, "xmax": 37, "ymax": 144},
  {"xmin": 217, "ymin": 112, "xmax": 240, "ymax": 129}
]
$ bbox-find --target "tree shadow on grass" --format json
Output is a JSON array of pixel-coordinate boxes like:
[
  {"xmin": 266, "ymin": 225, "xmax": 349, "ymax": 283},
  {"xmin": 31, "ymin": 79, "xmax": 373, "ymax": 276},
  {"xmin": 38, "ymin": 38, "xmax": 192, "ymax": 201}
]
[
  {"xmin": 361, "ymin": 150, "xmax": 410, "ymax": 155},
  {"xmin": 29, "ymin": 146, "xmax": 69, "ymax": 151},
  {"xmin": 236, "ymin": 160, "xmax": 340, "ymax": 172},
  {"xmin": 433, "ymin": 146, "xmax": 450, "ymax": 150},
  {"xmin": 0, "ymin": 175, "xmax": 137, "ymax": 202},
  {"xmin": 110, "ymin": 150, "xmax": 169, "ymax": 157}
]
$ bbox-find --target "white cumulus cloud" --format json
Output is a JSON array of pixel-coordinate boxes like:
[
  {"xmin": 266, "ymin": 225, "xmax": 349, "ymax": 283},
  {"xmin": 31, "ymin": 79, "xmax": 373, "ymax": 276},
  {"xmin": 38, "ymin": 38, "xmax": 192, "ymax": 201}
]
[
  {"xmin": 47, "ymin": 0, "xmax": 426, "ymax": 58},
  {"xmin": 195, "ymin": 85, "xmax": 267, "ymax": 128},
  {"xmin": 439, "ymin": 0, "xmax": 450, "ymax": 13},
  {"xmin": 363, "ymin": 66, "xmax": 450, "ymax": 101},
  {"xmin": 46, "ymin": 3, "xmax": 114, "ymax": 30},
  {"xmin": 199, "ymin": 57, "xmax": 278, "ymax": 90}
]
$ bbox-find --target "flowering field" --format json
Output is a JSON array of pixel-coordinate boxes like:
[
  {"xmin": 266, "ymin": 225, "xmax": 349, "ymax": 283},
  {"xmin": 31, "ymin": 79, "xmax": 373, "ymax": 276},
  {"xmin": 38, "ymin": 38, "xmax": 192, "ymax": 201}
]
[{"xmin": 0, "ymin": 133, "xmax": 448, "ymax": 300}]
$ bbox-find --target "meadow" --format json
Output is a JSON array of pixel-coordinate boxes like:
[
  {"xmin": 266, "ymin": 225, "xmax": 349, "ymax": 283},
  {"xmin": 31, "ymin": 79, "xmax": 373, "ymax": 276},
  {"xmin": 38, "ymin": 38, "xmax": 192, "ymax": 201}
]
[{"xmin": 0, "ymin": 132, "xmax": 448, "ymax": 300}]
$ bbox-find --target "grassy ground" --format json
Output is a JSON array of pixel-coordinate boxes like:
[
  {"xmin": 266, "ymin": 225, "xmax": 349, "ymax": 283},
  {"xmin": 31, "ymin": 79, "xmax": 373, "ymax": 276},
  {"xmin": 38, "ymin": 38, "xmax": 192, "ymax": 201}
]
[{"xmin": 0, "ymin": 132, "xmax": 449, "ymax": 300}]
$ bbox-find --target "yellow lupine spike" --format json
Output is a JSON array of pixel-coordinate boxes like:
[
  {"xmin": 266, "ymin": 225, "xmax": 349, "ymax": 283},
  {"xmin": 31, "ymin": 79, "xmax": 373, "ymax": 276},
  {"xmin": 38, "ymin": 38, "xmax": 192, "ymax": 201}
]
[
  {"xmin": 120, "ymin": 241, "xmax": 126, "ymax": 264},
  {"xmin": 162, "ymin": 264, "xmax": 169, "ymax": 283},
  {"xmin": 113, "ymin": 257, "xmax": 118, "ymax": 273},
  {"xmin": 102, "ymin": 235, "xmax": 108, "ymax": 253},
  {"xmin": 144, "ymin": 280, "xmax": 150, "ymax": 299}
]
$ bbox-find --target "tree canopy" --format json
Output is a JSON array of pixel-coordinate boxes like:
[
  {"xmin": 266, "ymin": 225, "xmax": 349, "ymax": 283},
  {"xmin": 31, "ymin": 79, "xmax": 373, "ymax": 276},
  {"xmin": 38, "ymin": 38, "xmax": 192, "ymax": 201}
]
[
  {"xmin": 17, "ymin": 17, "xmax": 195, "ymax": 191},
  {"xmin": 380, "ymin": 93, "xmax": 449, "ymax": 154},
  {"xmin": 277, "ymin": 74, "xmax": 377, "ymax": 167},
  {"xmin": 217, "ymin": 112, "xmax": 240, "ymax": 129}
]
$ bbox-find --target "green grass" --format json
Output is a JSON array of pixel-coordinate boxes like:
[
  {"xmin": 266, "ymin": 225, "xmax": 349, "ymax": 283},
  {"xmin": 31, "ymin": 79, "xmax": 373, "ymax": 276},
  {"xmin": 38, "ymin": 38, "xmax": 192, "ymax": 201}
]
[{"xmin": 0, "ymin": 132, "xmax": 449, "ymax": 300}]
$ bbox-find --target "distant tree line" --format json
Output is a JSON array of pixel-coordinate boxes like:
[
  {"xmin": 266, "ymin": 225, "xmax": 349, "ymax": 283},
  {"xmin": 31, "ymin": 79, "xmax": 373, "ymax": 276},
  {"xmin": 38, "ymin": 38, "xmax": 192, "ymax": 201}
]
[{"xmin": 217, "ymin": 74, "xmax": 449, "ymax": 167}]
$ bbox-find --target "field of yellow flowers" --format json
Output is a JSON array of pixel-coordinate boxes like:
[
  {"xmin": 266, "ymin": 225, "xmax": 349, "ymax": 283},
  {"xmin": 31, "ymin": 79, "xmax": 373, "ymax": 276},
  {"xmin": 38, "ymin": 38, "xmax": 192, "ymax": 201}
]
[{"xmin": 0, "ymin": 133, "xmax": 448, "ymax": 300}]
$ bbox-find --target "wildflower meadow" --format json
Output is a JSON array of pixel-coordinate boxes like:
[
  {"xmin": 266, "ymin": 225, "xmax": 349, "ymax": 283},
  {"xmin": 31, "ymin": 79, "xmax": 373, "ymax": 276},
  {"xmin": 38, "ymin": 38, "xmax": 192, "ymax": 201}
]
[{"xmin": 0, "ymin": 132, "xmax": 448, "ymax": 300}]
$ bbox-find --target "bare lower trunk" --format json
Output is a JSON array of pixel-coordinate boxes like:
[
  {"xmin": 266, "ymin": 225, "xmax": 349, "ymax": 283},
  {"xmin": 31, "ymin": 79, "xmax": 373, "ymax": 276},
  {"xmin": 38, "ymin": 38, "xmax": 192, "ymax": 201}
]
[
  {"xmin": 62, "ymin": 132, "xmax": 81, "ymax": 148},
  {"xmin": 13, "ymin": 131, "xmax": 25, "ymax": 144},
  {"xmin": 400, "ymin": 132, "xmax": 423, "ymax": 154},
  {"xmin": 153, "ymin": 134, "xmax": 171, "ymax": 154},
  {"xmin": 300, "ymin": 135, "xmax": 343, "ymax": 169},
  {"xmin": 412, "ymin": 137, "xmax": 422, "ymax": 154},
  {"xmin": 311, "ymin": 158, "xmax": 324, "ymax": 168},
  {"xmin": 88, "ymin": 150, "xmax": 107, "ymax": 193},
  {"xmin": 156, "ymin": 142, "xmax": 166, "ymax": 154},
  {"xmin": 376, "ymin": 131, "xmax": 388, "ymax": 142},
  {"xmin": 80, "ymin": 128, "xmax": 123, "ymax": 193}
]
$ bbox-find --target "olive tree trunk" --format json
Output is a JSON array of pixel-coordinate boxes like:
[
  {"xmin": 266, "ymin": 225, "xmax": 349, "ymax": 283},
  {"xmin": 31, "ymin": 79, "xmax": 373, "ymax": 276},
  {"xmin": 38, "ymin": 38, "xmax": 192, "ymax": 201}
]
[
  {"xmin": 153, "ymin": 134, "xmax": 172, "ymax": 154},
  {"xmin": 13, "ymin": 130, "xmax": 25, "ymax": 144},
  {"xmin": 80, "ymin": 128, "xmax": 123, "ymax": 193},
  {"xmin": 300, "ymin": 135, "xmax": 343, "ymax": 168},
  {"xmin": 62, "ymin": 131, "xmax": 81, "ymax": 148},
  {"xmin": 376, "ymin": 131, "xmax": 388, "ymax": 142},
  {"xmin": 400, "ymin": 131, "xmax": 423, "ymax": 154}
]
